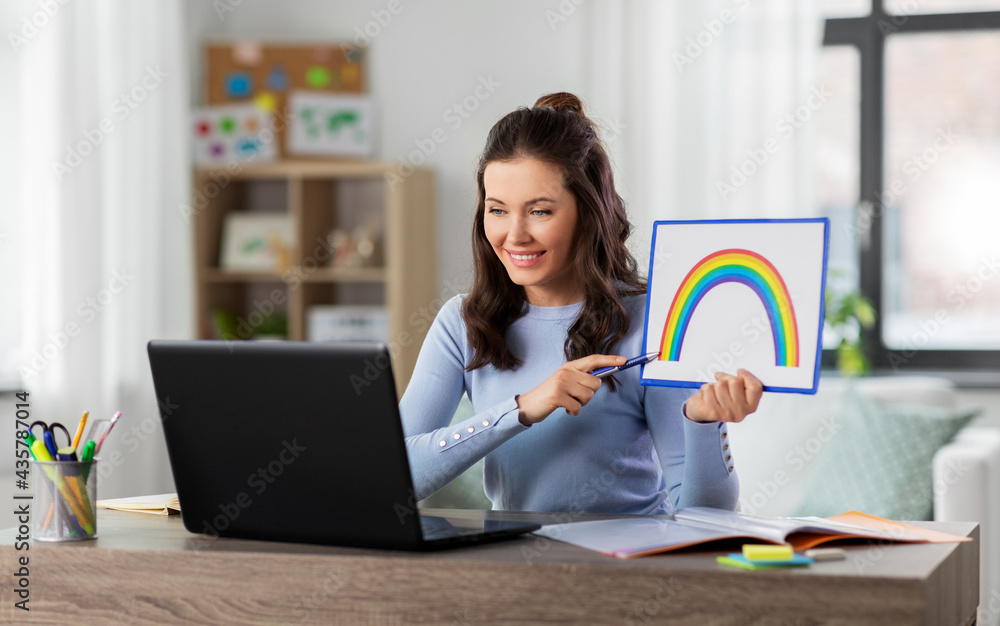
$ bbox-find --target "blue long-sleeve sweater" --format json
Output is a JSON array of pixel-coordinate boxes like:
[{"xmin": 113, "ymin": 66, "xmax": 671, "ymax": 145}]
[{"xmin": 399, "ymin": 294, "xmax": 739, "ymax": 514}]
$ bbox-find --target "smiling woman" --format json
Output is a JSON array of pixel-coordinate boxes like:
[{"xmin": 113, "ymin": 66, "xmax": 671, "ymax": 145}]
[
  {"xmin": 483, "ymin": 158, "xmax": 582, "ymax": 307},
  {"xmin": 465, "ymin": 92, "xmax": 644, "ymax": 379},
  {"xmin": 398, "ymin": 92, "xmax": 763, "ymax": 515}
]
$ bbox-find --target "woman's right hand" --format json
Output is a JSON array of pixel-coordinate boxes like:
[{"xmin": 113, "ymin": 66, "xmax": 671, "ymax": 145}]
[{"xmin": 515, "ymin": 354, "xmax": 626, "ymax": 425}]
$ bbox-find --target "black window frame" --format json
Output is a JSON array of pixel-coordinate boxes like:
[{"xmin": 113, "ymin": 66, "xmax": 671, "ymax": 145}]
[{"xmin": 822, "ymin": 1, "xmax": 1000, "ymax": 377}]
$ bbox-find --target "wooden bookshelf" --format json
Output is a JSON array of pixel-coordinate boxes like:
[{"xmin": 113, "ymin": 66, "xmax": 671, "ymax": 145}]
[{"xmin": 193, "ymin": 160, "xmax": 436, "ymax": 393}]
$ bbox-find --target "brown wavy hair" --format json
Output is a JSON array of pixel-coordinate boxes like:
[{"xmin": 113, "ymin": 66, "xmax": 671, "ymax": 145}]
[{"xmin": 461, "ymin": 92, "xmax": 645, "ymax": 390}]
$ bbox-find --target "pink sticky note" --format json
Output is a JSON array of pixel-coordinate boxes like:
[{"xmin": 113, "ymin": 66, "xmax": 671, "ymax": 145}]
[
  {"xmin": 313, "ymin": 46, "xmax": 331, "ymax": 62},
  {"xmin": 233, "ymin": 41, "xmax": 263, "ymax": 65}
]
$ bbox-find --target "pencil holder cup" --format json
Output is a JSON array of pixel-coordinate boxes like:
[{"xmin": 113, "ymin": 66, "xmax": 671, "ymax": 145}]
[{"xmin": 32, "ymin": 460, "xmax": 98, "ymax": 542}]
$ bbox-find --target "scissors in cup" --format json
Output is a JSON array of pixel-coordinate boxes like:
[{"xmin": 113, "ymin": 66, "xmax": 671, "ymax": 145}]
[{"xmin": 29, "ymin": 421, "xmax": 73, "ymax": 458}]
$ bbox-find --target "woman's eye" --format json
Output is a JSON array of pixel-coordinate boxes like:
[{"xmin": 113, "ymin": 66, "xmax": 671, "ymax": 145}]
[
  {"xmin": 531, "ymin": 209, "xmax": 551, "ymax": 216},
  {"xmin": 488, "ymin": 207, "xmax": 504, "ymax": 215}
]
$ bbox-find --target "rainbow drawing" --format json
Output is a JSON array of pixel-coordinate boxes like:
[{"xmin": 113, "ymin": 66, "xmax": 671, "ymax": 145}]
[{"xmin": 659, "ymin": 249, "xmax": 799, "ymax": 367}]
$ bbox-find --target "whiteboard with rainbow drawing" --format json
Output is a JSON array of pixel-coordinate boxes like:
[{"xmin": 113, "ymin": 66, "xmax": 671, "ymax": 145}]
[{"xmin": 640, "ymin": 219, "xmax": 829, "ymax": 394}]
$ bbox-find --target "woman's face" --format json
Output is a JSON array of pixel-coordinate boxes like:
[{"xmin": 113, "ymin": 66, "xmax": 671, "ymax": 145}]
[{"xmin": 482, "ymin": 157, "xmax": 582, "ymax": 307}]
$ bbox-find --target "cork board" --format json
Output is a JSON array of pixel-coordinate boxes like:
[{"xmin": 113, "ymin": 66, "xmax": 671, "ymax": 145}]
[{"xmin": 204, "ymin": 42, "xmax": 366, "ymax": 158}]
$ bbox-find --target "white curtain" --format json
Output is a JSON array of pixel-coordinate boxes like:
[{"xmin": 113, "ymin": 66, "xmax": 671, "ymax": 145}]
[
  {"xmin": 7, "ymin": 0, "xmax": 190, "ymax": 499},
  {"xmin": 585, "ymin": 0, "xmax": 824, "ymax": 263}
]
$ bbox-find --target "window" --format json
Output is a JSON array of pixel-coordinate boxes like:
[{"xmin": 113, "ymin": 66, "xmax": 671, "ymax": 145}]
[
  {"xmin": 884, "ymin": 32, "xmax": 1000, "ymax": 352},
  {"xmin": 885, "ymin": 0, "xmax": 1000, "ymax": 14},
  {"xmin": 816, "ymin": 46, "xmax": 862, "ymax": 350},
  {"xmin": 822, "ymin": 1, "xmax": 1000, "ymax": 372}
]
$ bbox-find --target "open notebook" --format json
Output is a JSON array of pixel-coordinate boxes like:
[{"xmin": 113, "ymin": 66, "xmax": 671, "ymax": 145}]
[
  {"xmin": 97, "ymin": 493, "xmax": 181, "ymax": 516},
  {"xmin": 534, "ymin": 507, "xmax": 971, "ymax": 559}
]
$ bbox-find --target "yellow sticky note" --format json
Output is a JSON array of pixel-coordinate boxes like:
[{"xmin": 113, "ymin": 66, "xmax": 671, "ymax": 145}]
[
  {"xmin": 743, "ymin": 544, "xmax": 794, "ymax": 562},
  {"xmin": 254, "ymin": 92, "xmax": 278, "ymax": 113}
]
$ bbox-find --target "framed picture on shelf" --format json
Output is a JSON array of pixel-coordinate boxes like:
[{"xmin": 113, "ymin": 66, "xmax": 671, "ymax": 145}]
[
  {"xmin": 219, "ymin": 213, "xmax": 294, "ymax": 272},
  {"xmin": 286, "ymin": 92, "xmax": 375, "ymax": 157}
]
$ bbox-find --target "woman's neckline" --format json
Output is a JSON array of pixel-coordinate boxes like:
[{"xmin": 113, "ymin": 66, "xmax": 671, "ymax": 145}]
[{"xmin": 521, "ymin": 300, "xmax": 585, "ymax": 320}]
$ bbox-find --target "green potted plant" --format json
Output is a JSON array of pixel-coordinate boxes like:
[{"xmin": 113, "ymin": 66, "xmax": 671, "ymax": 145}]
[{"xmin": 824, "ymin": 287, "xmax": 876, "ymax": 376}]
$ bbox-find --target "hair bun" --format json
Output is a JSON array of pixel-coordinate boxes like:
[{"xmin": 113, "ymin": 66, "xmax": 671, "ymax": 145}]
[{"xmin": 533, "ymin": 92, "xmax": 586, "ymax": 117}]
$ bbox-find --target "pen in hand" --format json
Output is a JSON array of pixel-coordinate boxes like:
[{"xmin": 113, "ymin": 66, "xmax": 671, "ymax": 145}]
[{"xmin": 590, "ymin": 352, "xmax": 660, "ymax": 378}]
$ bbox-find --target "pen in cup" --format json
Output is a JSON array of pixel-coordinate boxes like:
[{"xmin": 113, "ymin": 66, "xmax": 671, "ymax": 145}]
[
  {"xmin": 81, "ymin": 440, "xmax": 96, "ymax": 462},
  {"xmin": 43, "ymin": 431, "xmax": 57, "ymax": 457},
  {"xmin": 95, "ymin": 411, "xmax": 121, "ymax": 454},
  {"xmin": 85, "ymin": 411, "xmax": 122, "ymax": 455},
  {"xmin": 31, "ymin": 441, "xmax": 95, "ymax": 534},
  {"xmin": 72, "ymin": 411, "xmax": 89, "ymax": 451},
  {"xmin": 26, "ymin": 414, "xmax": 107, "ymax": 541}
]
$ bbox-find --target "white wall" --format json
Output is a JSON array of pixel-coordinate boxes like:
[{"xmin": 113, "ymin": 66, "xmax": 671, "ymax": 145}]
[{"xmin": 183, "ymin": 0, "xmax": 591, "ymax": 296}]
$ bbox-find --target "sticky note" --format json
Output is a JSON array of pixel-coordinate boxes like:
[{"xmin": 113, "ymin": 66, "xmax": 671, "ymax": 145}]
[
  {"xmin": 718, "ymin": 553, "xmax": 813, "ymax": 570},
  {"xmin": 254, "ymin": 91, "xmax": 278, "ymax": 113},
  {"xmin": 225, "ymin": 72, "xmax": 253, "ymax": 98},
  {"xmin": 306, "ymin": 66, "xmax": 331, "ymax": 88},
  {"xmin": 232, "ymin": 41, "xmax": 263, "ymax": 65},
  {"xmin": 343, "ymin": 47, "xmax": 362, "ymax": 64},
  {"xmin": 268, "ymin": 65, "xmax": 289, "ymax": 90},
  {"xmin": 341, "ymin": 63, "xmax": 360, "ymax": 85},
  {"xmin": 743, "ymin": 544, "xmax": 794, "ymax": 562},
  {"xmin": 717, "ymin": 556, "xmax": 771, "ymax": 570}
]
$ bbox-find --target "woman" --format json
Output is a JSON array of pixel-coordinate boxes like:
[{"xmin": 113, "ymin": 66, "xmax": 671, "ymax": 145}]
[{"xmin": 399, "ymin": 92, "xmax": 762, "ymax": 514}]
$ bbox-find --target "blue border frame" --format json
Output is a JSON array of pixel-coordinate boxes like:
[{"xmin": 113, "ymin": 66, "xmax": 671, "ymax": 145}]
[{"xmin": 639, "ymin": 218, "xmax": 831, "ymax": 395}]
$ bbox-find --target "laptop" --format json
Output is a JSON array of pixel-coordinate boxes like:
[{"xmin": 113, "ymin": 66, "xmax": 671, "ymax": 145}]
[{"xmin": 146, "ymin": 340, "xmax": 540, "ymax": 550}]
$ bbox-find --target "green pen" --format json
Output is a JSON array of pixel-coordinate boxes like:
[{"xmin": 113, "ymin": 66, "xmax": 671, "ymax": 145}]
[
  {"xmin": 24, "ymin": 434, "xmax": 37, "ymax": 460},
  {"xmin": 80, "ymin": 440, "xmax": 98, "ymax": 523},
  {"xmin": 81, "ymin": 440, "xmax": 96, "ymax": 462}
]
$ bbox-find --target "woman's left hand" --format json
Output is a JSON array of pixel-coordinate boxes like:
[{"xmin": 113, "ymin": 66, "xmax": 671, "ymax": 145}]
[{"xmin": 684, "ymin": 368, "xmax": 763, "ymax": 424}]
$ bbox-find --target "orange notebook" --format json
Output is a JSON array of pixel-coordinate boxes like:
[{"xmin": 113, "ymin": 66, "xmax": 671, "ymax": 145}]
[{"xmin": 533, "ymin": 507, "xmax": 970, "ymax": 559}]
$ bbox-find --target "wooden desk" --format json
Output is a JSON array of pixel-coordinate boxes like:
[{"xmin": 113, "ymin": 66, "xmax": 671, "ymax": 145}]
[{"xmin": 0, "ymin": 508, "xmax": 979, "ymax": 625}]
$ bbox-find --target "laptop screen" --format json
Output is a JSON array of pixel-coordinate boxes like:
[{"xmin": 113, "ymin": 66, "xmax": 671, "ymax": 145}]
[{"xmin": 148, "ymin": 340, "xmax": 426, "ymax": 549}]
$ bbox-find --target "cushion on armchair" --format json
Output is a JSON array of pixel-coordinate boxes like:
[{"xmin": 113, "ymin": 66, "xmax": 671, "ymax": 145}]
[{"xmin": 794, "ymin": 386, "xmax": 980, "ymax": 521}]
